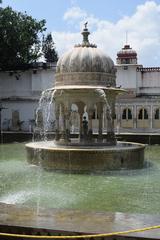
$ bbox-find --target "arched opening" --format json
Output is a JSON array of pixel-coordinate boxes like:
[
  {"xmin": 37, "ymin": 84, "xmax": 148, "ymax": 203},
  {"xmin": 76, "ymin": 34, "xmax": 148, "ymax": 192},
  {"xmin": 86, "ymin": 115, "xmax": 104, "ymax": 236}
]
[
  {"xmin": 138, "ymin": 108, "xmax": 148, "ymax": 120},
  {"xmin": 121, "ymin": 108, "xmax": 133, "ymax": 128},
  {"xmin": 122, "ymin": 108, "xmax": 132, "ymax": 120},
  {"xmin": 137, "ymin": 108, "xmax": 149, "ymax": 128},
  {"xmin": 70, "ymin": 104, "xmax": 79, "ymax": 134},
  {"xmin": 155, "ymin": 108, "xmax": 160, "ymax": 120},
  {"xmin": 153, "ymin": 108, "xmax": 160, "ymax": 128},
  {"xmin": 91, "ymin": 104, "xmax": 99, "ymax": 133},
  {"xmin": 122, "ymin": 108, "xmax": 127, "ymax": 119}
]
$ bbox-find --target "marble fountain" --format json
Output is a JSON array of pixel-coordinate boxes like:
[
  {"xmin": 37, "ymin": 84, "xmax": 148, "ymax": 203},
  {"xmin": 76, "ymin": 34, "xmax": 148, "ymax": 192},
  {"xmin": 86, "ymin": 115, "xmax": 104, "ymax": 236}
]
[{"xmin": 26, "ymin": 24, "xmax": 145, "ymax": 172}]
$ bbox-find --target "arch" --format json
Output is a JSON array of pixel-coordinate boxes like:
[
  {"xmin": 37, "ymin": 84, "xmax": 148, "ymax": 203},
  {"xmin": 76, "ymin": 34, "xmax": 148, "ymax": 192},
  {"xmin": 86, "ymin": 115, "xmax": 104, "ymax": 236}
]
[
  {"xmin": 154, "ymin": 108, "xmax": 160, "ymax": 120},
  {"xmin": 153, "ymin": 107, "xmax": 160, "ymax": 128},
  {"xmin": 122, "ymin": 108, "xmax": 127, "ymax": 119},
  {"xmin": 128, "ymin": 109, "xmax": 132, "ymax": 119},
  {"xmin": 70, "ymin": 103, "xmax": 80, "ymax": 133},
  {"xmin": 122, "ymin": 108, "xmax": 132, "ymax": 120},
  {"xmin": 138, "ymin": 108, "xmax": 148, "ymax": 120},
  {"xmin": 138, "ymin": 109, "xmax": 143, "ymax": 119},
  {"xmin": 92, "ymin": 104, "xmax": 98, "ymax": 120},
  {"xmin": 144, "ymin": 109, "xmax": 148, "ymax": 119}
]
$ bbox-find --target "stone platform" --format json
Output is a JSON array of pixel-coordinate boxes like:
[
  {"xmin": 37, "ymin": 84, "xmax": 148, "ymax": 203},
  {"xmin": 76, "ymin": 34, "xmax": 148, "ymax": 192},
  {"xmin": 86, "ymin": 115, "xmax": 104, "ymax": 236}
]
[{"xmin": 0, "ymin": 203, "xmax": 160, "ymax": 239}]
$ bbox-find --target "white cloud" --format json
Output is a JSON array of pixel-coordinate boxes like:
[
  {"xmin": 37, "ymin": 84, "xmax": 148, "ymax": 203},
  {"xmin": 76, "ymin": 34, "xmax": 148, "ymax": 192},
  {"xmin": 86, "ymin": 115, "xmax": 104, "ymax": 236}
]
[
  {"xmin": 63, "ymin": 6, "xmax": 87, "ymax": 21},
  {"xmin": 53, "ymin": 1, "xmax": 160, "ymax": 66},
  {"xmin": 52, "ymin": 31, "xmax": 80, "ymax": 55}
]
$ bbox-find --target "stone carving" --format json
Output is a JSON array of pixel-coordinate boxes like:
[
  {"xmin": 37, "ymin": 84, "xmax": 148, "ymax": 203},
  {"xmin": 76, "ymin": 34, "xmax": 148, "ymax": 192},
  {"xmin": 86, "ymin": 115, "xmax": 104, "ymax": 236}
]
[{"xmin": 55, "ymin": 72, "xmax": 116, "ymax": 87}]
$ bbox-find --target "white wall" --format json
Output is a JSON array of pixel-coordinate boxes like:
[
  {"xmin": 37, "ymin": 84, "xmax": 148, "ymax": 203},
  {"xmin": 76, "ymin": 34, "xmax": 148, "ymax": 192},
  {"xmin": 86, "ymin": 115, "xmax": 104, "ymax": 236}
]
[
  {"xmin": 0, "ymin": 68, "xmax": 56, "ymax": 98},
  {"xmin": 138, "ymin": 70, "xmax": 160, "ymax": 95},
  {"xmin": 116, "ymin": 64, "xmax": 141, "ymax": 93},
  {"xmin": 0, "ymin": 67, "xmax": 56, "ymax": 131},
  {"xmin": 1, "ymin": 101, "xmax": 38, "ymax": 131},
  {"xmin": 0, "ymin": 71, "xmax": 32, "ymax": 98}
]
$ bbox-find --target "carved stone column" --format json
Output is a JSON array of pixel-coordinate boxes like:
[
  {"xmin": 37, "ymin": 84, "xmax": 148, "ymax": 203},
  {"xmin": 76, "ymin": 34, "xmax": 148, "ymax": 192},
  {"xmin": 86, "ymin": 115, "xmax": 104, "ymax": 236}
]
[
  {"xmin": 116, "ymin": 103, "xmax": 121, "ymax": 131},
  {"xmin": 88, "ymin": 106, "xmax": 94, "ymax": 142},
  {"xmin": 133, "ymin": 105, "xmax": 137, "ymax": 129},
  {"xmin": 58, "ymin": 103, "xmax": 67, "ymax": 143},
  {"xmin": 55, "ymin": 104, "xmax": 60, "ymax": 141},
  {"xmin": 150, "ymin": 105, "xmax": 153, "ymax": 129},
  {"xmin": 64, "ymin": 105, "xmax": 71, "ymax": 142},
  {"xmin": 106, "ymin": 108, "xmax": 112, "ymax": 132},
  {"xmin": 106, "ymin": 100, "xmax": 116, "ymax": 145},
  {"xmin": 77, "ymin": 102, "xmax": 85, "ymax": 141},
  {"xmin": 97, "ymin": 102, "xmax": 103, "ymax": 142}
]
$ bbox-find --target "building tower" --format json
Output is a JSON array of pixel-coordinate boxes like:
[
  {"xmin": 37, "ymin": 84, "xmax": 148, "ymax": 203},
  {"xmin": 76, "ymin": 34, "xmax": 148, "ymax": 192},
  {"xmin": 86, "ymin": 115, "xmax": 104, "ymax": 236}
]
[{"xmin": 116, "ymin": 43, "xmax": 141, "ymax": 95}]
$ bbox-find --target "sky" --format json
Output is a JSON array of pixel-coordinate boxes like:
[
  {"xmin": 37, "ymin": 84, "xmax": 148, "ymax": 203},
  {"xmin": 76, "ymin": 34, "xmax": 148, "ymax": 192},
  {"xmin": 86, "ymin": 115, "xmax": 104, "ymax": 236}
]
[{"xmin": 1, "ymin": 0, "xmax": 160, "ymax": 66}]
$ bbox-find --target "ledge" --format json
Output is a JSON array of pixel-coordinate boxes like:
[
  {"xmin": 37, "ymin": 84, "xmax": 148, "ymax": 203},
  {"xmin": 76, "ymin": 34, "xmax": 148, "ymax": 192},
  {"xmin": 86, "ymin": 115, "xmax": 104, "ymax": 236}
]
[{"xmin": 0, "ymin": 203, "xmax": 160, "ymax": 239}]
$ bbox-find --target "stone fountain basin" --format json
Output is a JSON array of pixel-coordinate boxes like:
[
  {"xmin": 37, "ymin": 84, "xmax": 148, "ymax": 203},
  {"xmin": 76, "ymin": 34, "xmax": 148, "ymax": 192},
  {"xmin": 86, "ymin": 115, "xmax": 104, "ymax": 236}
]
[{"xmin": 26, "ymin": 141, "xmax": 145, "ymax": 172}]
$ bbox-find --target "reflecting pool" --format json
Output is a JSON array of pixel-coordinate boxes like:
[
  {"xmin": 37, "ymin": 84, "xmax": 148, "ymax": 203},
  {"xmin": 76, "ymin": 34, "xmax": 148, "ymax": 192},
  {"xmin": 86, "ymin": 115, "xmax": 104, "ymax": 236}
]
[{"xmin": 0, "ymin": 143, "xmax": 160, "ymax": 214}]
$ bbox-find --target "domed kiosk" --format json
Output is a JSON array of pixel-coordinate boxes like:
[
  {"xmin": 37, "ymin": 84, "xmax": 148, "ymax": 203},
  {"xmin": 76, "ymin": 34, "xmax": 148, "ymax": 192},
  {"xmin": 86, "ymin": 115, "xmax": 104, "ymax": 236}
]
[
  {"xmin": 116, "ymin": 44, "xmax": 137, "ymax": 64},
  {"xmin": 26, "ymin": 24, "xmax": 145, "ymax": 172}
]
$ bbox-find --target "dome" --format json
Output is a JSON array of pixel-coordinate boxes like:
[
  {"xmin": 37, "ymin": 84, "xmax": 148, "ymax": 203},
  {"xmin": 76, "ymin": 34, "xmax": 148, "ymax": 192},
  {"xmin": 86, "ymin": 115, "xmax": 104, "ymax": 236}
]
[
  {"xmin": 55, "ymin": 25, "xmax": 116, "ymax": 88},
  {"xmin": 56, "ymin": 45, "xmax": 114, "ymax": 74},
  {"xmin": 117, "ymin": 44, "xmax": 137, "ymax": 57}
]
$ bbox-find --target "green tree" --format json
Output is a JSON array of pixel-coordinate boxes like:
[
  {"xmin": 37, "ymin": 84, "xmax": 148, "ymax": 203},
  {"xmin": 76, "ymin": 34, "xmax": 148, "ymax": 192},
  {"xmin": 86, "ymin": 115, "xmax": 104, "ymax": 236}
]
[
  {"xmin": 42, "ymin": 33, "xmax": 58, "ymax": 63},
  {"xmin": 0, "ymin": 7, "xmax": 46, "ymax": 70}
]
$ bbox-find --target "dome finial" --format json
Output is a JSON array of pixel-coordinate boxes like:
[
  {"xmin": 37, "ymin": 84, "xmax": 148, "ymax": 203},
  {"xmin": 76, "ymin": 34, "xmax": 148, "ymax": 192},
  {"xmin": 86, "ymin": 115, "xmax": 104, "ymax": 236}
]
[
  {"xmin": 84, "ymin": 21, "xmax": 88, "ymax": 29},
  {"xmin": 74, "ymin": 23, "xmax": 97, "ymax": 48},
  {"xmin": 81, "ymin": 22, "xmax": 90, "ymax": 45}
]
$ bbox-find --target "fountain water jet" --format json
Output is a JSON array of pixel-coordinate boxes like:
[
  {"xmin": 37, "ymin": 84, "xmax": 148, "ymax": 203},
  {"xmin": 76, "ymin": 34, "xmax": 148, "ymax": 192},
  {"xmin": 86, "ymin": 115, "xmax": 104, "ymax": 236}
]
[{"xmin": 26, "ymin": 24, "xmax": 145, "ymax": 172}]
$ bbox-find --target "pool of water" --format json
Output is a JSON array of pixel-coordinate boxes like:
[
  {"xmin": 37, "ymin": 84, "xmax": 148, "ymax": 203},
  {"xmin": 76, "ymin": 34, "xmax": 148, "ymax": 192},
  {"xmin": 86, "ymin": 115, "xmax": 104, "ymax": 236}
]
[{"xmin": 0, "ymin": 143, "xmax": 160, "ymax": 214}]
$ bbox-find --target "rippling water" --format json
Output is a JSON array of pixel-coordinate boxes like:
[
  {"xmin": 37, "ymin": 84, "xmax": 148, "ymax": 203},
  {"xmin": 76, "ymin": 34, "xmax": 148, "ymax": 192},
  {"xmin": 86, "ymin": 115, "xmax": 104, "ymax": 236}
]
[{"xmin": 0, "ymin": 143, "xmax": 160, "ymax": 214}]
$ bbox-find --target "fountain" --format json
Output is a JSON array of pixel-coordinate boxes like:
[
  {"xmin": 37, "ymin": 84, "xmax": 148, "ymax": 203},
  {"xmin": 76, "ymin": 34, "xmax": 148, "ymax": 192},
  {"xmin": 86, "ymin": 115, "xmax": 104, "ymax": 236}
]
[{"xmin": 26, "ymin": 24, "xmax": 145, "ymax": 172}]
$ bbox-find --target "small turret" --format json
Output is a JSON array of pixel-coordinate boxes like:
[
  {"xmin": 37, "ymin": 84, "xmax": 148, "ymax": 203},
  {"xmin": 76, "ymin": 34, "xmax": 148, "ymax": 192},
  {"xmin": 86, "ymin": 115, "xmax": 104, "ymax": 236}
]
[{"xmin": 116, "ymin": 44, "xmax": 137, "ymax": 65}]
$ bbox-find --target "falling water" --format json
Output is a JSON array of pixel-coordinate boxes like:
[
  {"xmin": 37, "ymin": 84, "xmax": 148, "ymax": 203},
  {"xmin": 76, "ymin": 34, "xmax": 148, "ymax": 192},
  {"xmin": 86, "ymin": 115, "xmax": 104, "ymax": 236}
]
[
  {"xmin": 34, "ymin": 88, "xmax": 57, "ymax": 213},
  {"xmin": 94, "ymin": 88, "xmax": 113, "ymax": 134},
  {"xmin": 46, "ymin": 89, "xmax": 56, "ymax": 129},
  {"xmin": 34, "ymin": 89, "xmax": 56, "ymax": 141},
  {"xmin": 94, "ymin": 88, "xmax": 112, "ymax": 117},
  {"xmin": 34, "ymin": 90, "xmax": 47, "ymax": 141}
]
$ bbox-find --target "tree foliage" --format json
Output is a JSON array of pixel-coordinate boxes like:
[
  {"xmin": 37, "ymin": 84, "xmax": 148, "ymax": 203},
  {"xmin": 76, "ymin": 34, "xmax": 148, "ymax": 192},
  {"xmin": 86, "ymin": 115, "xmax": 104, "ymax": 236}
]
[
  {"xmin": 42, "ymin": 33, "xmax": 58, "ymax": 63},
  {"xmin": 0, "ymin": 7, "xmax": 46, "ymax": 70}
]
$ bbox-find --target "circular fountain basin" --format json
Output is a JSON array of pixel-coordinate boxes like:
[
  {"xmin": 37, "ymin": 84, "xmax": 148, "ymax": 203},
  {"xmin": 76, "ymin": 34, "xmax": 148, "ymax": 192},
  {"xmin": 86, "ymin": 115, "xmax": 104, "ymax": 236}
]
[{"xmin": 26, "ymin": 141, "xmax": 145, "ymax": 173}]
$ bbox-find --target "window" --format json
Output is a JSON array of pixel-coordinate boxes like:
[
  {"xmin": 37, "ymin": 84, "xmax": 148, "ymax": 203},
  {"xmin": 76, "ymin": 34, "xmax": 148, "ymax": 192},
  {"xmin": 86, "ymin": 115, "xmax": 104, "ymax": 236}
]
[
  {"xmin": 122, "ymin": 109, "xmax": 127, "ymax": 119},
  {"xmin": 122, "ymin": 108, "xmax": 132, "ymax": 120},
  {"xmin": 123, "ymin": 66, "xmax": 128, "ymax": 70},
  {"xmin": 92, "ymin": 111, "xmax": 98, "ymax": 119},
  {"xmin": 128, "ymin": 109, "xmax": 132, "ymax": 119},
  {"xmin": 144, "ymin": 109, "xmax": 148, "ymax": 119},
  {"xmin": 155, "ymin": 108, "xmax": 160, "ymax": 120},
  {"xmin": 92, "ymin": 111, "xmax": 96, "ymax": 119},
  {"xmin": 125, "ymin": 59, "xmax": 130, "ymax": 64},
  {"xmin": 138, "ymin": 109, "xmax": 143, "ymax": 119},
  {"xmin": 138, "ymin": 108, "xmax": 148, "ymax": 120}
]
